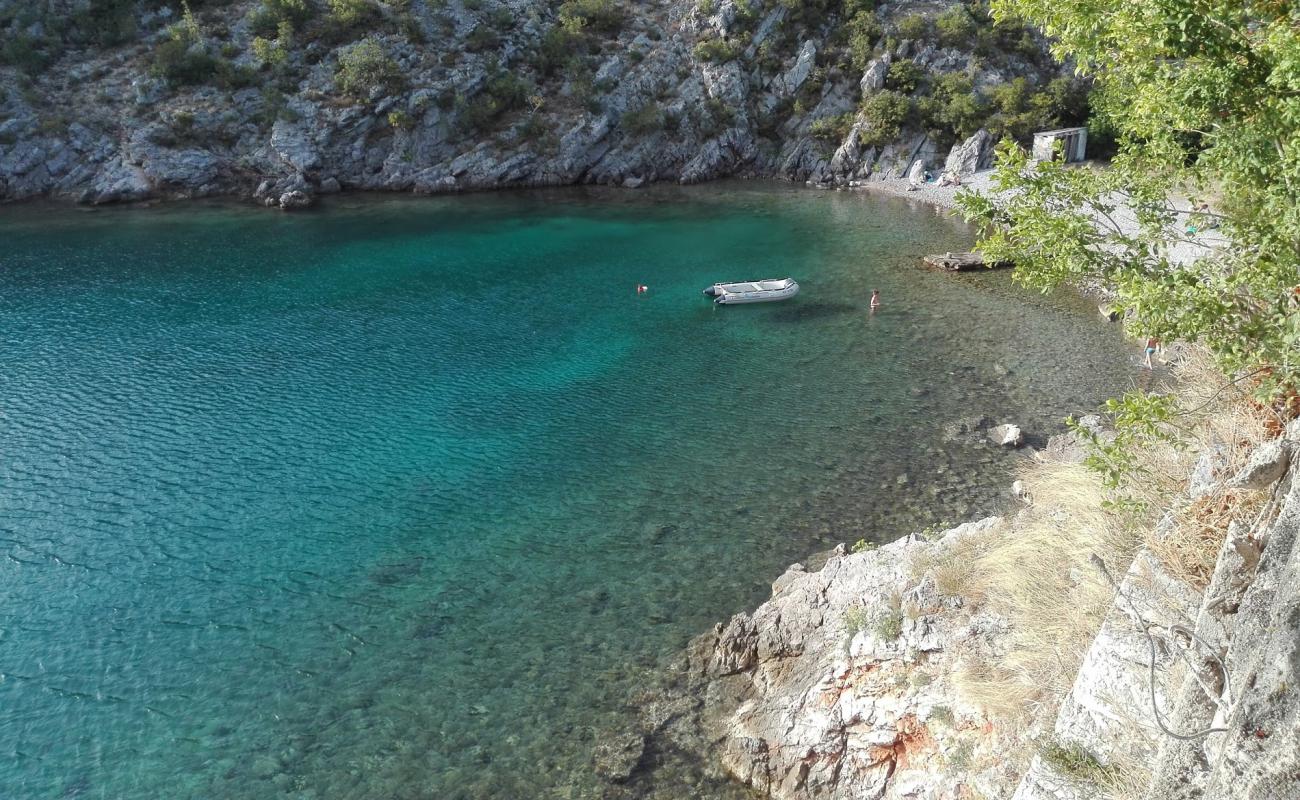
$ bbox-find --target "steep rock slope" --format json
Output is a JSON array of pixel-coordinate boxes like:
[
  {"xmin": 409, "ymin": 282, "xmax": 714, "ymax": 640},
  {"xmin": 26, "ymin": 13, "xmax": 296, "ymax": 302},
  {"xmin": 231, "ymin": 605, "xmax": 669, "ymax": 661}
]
[{"xmin": 0, "ymin": 0, "xmax": 1084, "ymax": 205}]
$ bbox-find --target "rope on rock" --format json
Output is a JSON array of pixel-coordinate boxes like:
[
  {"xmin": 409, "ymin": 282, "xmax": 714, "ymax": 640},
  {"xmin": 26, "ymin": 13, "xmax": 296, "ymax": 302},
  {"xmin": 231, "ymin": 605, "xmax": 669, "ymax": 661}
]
[{"xmin": 1089, "ymin": 554, "xmax": 1232, "ymax": 741}]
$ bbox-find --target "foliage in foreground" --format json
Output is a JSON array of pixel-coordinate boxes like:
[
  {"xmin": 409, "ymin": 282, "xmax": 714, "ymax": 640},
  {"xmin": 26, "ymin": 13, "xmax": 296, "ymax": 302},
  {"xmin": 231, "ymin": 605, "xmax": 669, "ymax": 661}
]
[{"xmin": 959, "ymin": 0, "xmax": 1300, "ymax": 406}]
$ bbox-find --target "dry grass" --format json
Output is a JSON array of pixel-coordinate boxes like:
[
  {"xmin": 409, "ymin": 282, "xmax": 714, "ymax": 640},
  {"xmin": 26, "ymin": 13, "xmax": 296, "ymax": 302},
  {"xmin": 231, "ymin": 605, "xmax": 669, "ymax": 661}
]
[
  {"xmin": 1141, "ymin": 347, "xmax": 1277, "ymax": 587},
  {"xmin": 951, "ymin": 462, "xmax": 1141, "ymax": 714},
  {"xmin": 1152, "ymin": 489, "xmax": 1267, "ymax": 589},
  {"xmin": 949, "ymin": 348, "xmax": 1278, "ymax": 716}
]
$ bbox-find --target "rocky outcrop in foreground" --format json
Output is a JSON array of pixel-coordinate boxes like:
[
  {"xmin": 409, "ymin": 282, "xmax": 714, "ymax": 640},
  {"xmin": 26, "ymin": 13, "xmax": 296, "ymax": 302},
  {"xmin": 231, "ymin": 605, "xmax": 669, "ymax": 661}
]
[
  {"xmin": 633, "ymin": 517, "xmax": 1028, "ymax": 800},
  {"xmin": 639, "ymin": 418, "xmax": 1300, "ymax": 800},
  {"xmin": 0, "ymin": 0, "xmax": 1076, "ymax": 206}
]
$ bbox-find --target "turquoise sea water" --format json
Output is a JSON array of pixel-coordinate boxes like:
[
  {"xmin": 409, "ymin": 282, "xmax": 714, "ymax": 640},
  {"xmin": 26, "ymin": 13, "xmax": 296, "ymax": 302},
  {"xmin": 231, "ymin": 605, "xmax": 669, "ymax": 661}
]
[{"xmin": 0, "ymin": 184, "xmax": 1139, "ymax": 799}]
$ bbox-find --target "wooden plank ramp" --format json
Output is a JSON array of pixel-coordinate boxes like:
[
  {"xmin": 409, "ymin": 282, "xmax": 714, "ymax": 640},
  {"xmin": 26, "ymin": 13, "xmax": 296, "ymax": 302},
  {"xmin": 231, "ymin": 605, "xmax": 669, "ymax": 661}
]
[{"xmin": 923, "ymin": 251, "xmax": 1012, "ymax": 271}]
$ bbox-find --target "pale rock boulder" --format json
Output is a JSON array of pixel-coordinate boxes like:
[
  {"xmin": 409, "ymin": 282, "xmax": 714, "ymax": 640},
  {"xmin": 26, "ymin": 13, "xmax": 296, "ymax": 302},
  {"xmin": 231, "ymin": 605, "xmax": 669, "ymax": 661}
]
[
  {"xmin": 989, "ymin": 423, "xmax": 1025, "ymax": 447},
  {"xmin": 860, "ymin": 54, "xmax": 892, "ymax": 94},
  {"xmin": 278, "ymin": 189, "xmax": 312, "ymax": 210},
  {"xmin": 683, "ymin": 517, "xmax": 1029, "ymax": 800},
  {"xmin": 1227, "ymin": 439, "xmax": 1292, "ymax": 491},
  {"xmin": 743, "ymin": 5, "xmax": 787, "ymax": 59},
  {"xmin": 775, "ymin": 40, "xmax": 817, "ymax": 97},
  {"xmin": 943, "ymin": 128, "xmax": 994, "ymax": 176},
  {"xmin": 87, "ymin": 157, "xmax": 150, "ymax": 204}
]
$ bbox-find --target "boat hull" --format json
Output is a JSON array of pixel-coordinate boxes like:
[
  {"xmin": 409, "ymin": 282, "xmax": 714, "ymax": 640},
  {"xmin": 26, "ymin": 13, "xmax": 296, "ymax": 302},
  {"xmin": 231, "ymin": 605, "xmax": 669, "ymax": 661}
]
[{"xmin": 704, "ymin": 278, "xmax": 800, "ymax": 304}]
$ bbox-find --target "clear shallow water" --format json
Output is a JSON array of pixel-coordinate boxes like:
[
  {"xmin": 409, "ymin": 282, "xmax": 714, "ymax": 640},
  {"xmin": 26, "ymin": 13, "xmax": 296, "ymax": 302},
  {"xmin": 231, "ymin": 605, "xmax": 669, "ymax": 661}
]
[{"xmin": 0, "ymin": 184, "xmax": 1139, "ymax": 799}]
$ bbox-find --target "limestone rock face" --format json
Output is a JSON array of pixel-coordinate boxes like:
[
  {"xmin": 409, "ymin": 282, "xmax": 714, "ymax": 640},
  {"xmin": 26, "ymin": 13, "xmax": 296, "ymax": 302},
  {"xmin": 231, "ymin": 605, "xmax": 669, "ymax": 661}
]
[
  {"xmin": 270, "ymin": 121, "xmax": 321, "ymax": 175},
  {"xmin": 653, "ymin": 518, "xmax": 1029, "ymax": 800},
  {"xmin": 777, "ymin": 40, "xmax": 818, "ymax": 96},
  {"xmin": 943, "ymin": 128, "xmax": 995, "ymax": 176},
  {"xmin": 1012, "ymin": 551, "xmax": 1201, "ymax": 800},
  {"xmin": 0, "ymin": 0, "xmax": 1069, "ymax": 204},
  {"xmin": 860, "ymin": 54, "xmax": 892, "ymax": 94},
  {"xmin": 1016, "ymin": 426, "xmax": 1300, "ymax": 800}
]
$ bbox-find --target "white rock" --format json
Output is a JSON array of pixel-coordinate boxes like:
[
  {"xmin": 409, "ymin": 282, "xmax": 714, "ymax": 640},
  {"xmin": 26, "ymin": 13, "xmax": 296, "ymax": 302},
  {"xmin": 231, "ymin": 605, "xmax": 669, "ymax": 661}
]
[
  {"xmin": 270, "ymin": 120, "xmax": 320, "ymax": 173},
  {"xmin": 989, "ymin": 423, "xmax": 1025, "ymax": 447},
  {"xmin": 278, "ymin": 189, "xmax": 312, "ymax": 210},
  {"xmin": 780, "ymin": 40, "xmax": 817, "ymax": 96},
  {"xmin": 1227, "ymin": 439, "xmax": 1292, "ymax": 490},
  {"xmin": 859, "ymin": 54, "xmax": 891, "ymax": 94}
]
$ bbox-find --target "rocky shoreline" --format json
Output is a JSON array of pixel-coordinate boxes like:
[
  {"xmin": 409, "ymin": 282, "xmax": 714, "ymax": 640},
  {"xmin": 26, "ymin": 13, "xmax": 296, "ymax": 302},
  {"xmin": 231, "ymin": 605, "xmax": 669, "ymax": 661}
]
[{"xmin": 622, "ymin": 383, "xmax": 1300, "ymax": 799}]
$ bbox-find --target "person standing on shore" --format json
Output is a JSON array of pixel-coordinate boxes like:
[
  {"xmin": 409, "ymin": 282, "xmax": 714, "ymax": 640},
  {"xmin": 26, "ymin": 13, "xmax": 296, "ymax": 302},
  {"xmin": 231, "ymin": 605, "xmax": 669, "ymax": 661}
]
[
  {"xmin": 870, "ymin": 289, "xmax": 881, "ymax": 312},
  {"xmin": 1143, "ymin": 336, "xmax": 1161, "ymax": 368}
]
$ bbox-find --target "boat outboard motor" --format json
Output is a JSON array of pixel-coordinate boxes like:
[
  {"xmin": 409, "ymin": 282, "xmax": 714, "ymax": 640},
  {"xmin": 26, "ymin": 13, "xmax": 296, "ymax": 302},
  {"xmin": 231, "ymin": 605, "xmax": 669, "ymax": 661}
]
[{"xmin": 702, "ymin": 285, "xmax": 721, "ymax": 297}]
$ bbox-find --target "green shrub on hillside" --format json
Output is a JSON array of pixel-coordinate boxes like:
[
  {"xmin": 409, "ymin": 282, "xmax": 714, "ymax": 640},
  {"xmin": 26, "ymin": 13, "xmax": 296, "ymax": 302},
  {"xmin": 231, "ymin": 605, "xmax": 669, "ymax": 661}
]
[
  {"xmin": 558, "ymin": 0, "xmax": 624, "ymax": 34},
  {"xmin": 985, "ymin": 77, "xmax": 1050, "ymax": 141},
  {"xmin": 0, "ymin": 34, "xmax": 52, "ymax": 74},
  {"xmin": 459, "ymin": 69, "xmax": 529, "ymax": 131},
  {"xmin": 895, "ymin": 13, "xmax": 930, "ymax": 40},
  {"xmin": 810, "ymin": 112, "xmax": 855, "ymax": 143},
  {"xmin": 328, "ymin": 0, "xmax": 379, "ymax": 28},
  {"xmin": 466, "ymin": 25, "xmax": 502, "ymax": 52},
  {"xmin": 72, "ymin": 0, "xmax": 139, "ymax": 47},
  {"xmin": 621, "ymin": 102, "xmax": 664, "ymax": 135},
  {"xmin": 335, "ymin": 38, "xmax": 404, "ymax": 100},
  {"xmin": 858, "ymin": 89, "xmax": 910, "ymax": 147},
  {"xmin": 916, "ymin": 71, "xmax": 985, "ymax": 140},
  {"xmin": 845, "ymin": 9, "xmax": 882, "ymax": 70},
  {"xmin": 249, "ymin": 0, "xmax": 312, "ymax": 38},
  {"xmin": 536, "ymin": 25, "xmax": 586, "ymax": 75},
  {"xmin": 693, "ymin": 36, "xmax": 743, "ymax": 63},
  {"xmin": 935, "ymin": 6, "xmax": 977, "ymax": 48},
  {"xmin": 251, "ymin": 19, "xmax": 293, "ymax": 68},
  {"xmin": 884, "ymin": 58, "xmax": 924, "ymax": 94},
  {"xmin": 776, "ymin": 0, "xmax": 835, "ymax": 28}
]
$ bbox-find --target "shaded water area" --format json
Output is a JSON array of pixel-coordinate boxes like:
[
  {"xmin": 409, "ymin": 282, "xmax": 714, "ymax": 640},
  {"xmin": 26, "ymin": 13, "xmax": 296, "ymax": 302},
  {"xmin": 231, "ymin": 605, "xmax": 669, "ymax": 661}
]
[{"xmin": 0, "ymin": 184, "xmax": 1141, "ymax": 799}]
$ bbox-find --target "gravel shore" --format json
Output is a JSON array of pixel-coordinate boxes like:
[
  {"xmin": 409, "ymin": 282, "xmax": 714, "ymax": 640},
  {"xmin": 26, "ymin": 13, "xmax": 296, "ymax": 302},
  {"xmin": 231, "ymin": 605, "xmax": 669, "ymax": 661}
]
[{"xmin": 844, "ymin": 170, "xmax": 998, "ymax": 211}]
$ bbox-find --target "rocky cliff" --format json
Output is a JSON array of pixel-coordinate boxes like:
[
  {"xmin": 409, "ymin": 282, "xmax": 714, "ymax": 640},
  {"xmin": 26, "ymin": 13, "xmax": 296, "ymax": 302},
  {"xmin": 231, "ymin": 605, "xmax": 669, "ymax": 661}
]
[
  {"xmin": 0, "ymin": 0, "xmax": 1083, "ymax": 206},
  {"xmin": 638, "ymin": 407, "xmax": 1300, "ymax": 800}
]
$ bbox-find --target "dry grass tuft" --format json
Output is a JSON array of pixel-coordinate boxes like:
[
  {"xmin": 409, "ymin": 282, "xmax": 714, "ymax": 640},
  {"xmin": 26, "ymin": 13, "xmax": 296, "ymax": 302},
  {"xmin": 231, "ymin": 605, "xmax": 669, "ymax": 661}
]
[
  {"xmin": 1151, "ymin": 489, "xmax": 1267, "ymax": 589},
  {"xmin": 954, "ymin": 462, "xmax": 1142, "ymax": 710},
  {"xmin": 949, "ymin": 348, "xmax": 1278, "ymax": 716},
  {"xmin": 1140, "ymin": 347, "xmax": 1277, "ymax": 587}
]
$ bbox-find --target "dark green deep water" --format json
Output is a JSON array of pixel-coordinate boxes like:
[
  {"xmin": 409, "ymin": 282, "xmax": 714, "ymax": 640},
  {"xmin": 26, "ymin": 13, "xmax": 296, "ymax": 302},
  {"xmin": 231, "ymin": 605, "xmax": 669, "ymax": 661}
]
[{"xmin": 0, "ymin": 184, "xmax": 1140, "ymax": 799}]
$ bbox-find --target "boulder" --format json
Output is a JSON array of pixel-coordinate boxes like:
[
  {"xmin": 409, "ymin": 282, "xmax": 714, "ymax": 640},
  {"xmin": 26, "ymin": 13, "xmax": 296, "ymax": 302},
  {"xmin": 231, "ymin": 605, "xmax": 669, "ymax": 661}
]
[
  {"xmin": 270, "ymin": 120, "xmax": 320, "ymax": 173},
  {"xmin": 88, "ymin": 157, "xmax": 151, "ymax": 203},
  {"xmin": 1227, "ymin": 439, "xmax": 1292, "ymax": 491},
  {"xmin": 319, "ymin": 176, "xmax": 342, "ymax": 194},
  {"xmin": 278, "ymin": 189, "xmax": 312, "ymax": 210},
  {"xmin": 859, "ymin": 54, "xmax": 891, "ymax": 94},
  {"xmin": 140, "ymin": 148, "xmax": 220, "ymax": 188},
  {"xmin": 131, "ymin": 77, "xmax": 166, "ymax": 107},
  {"xmin": 989, "ymin": 423, "xmax": 1025, "ymax": 447},
  {"xmin": 778, "ymin": 40, "xmax": 817, "ymax": 96},
  {"xmin": 592, "ymin": 731, "xmax": 647, "ymax": 783},
  {"xmin": 942, "ymin": 128, "xmax": 994, "ymax": 177}
]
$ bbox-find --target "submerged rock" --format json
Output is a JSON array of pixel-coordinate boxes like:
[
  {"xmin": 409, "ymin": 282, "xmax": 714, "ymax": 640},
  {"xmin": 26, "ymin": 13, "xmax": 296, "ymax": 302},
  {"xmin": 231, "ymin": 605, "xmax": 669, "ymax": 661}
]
[{"xmin": 592, "ymin": 731, "xmax": 647, "ymax": 783}]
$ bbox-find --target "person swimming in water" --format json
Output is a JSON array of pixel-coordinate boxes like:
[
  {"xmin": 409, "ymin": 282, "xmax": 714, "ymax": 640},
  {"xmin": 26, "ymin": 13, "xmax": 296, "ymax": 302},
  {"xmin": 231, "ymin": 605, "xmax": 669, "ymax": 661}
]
[{"xmin": 870, "ymin": 289, "xmax": 881, "ymax": 311}]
